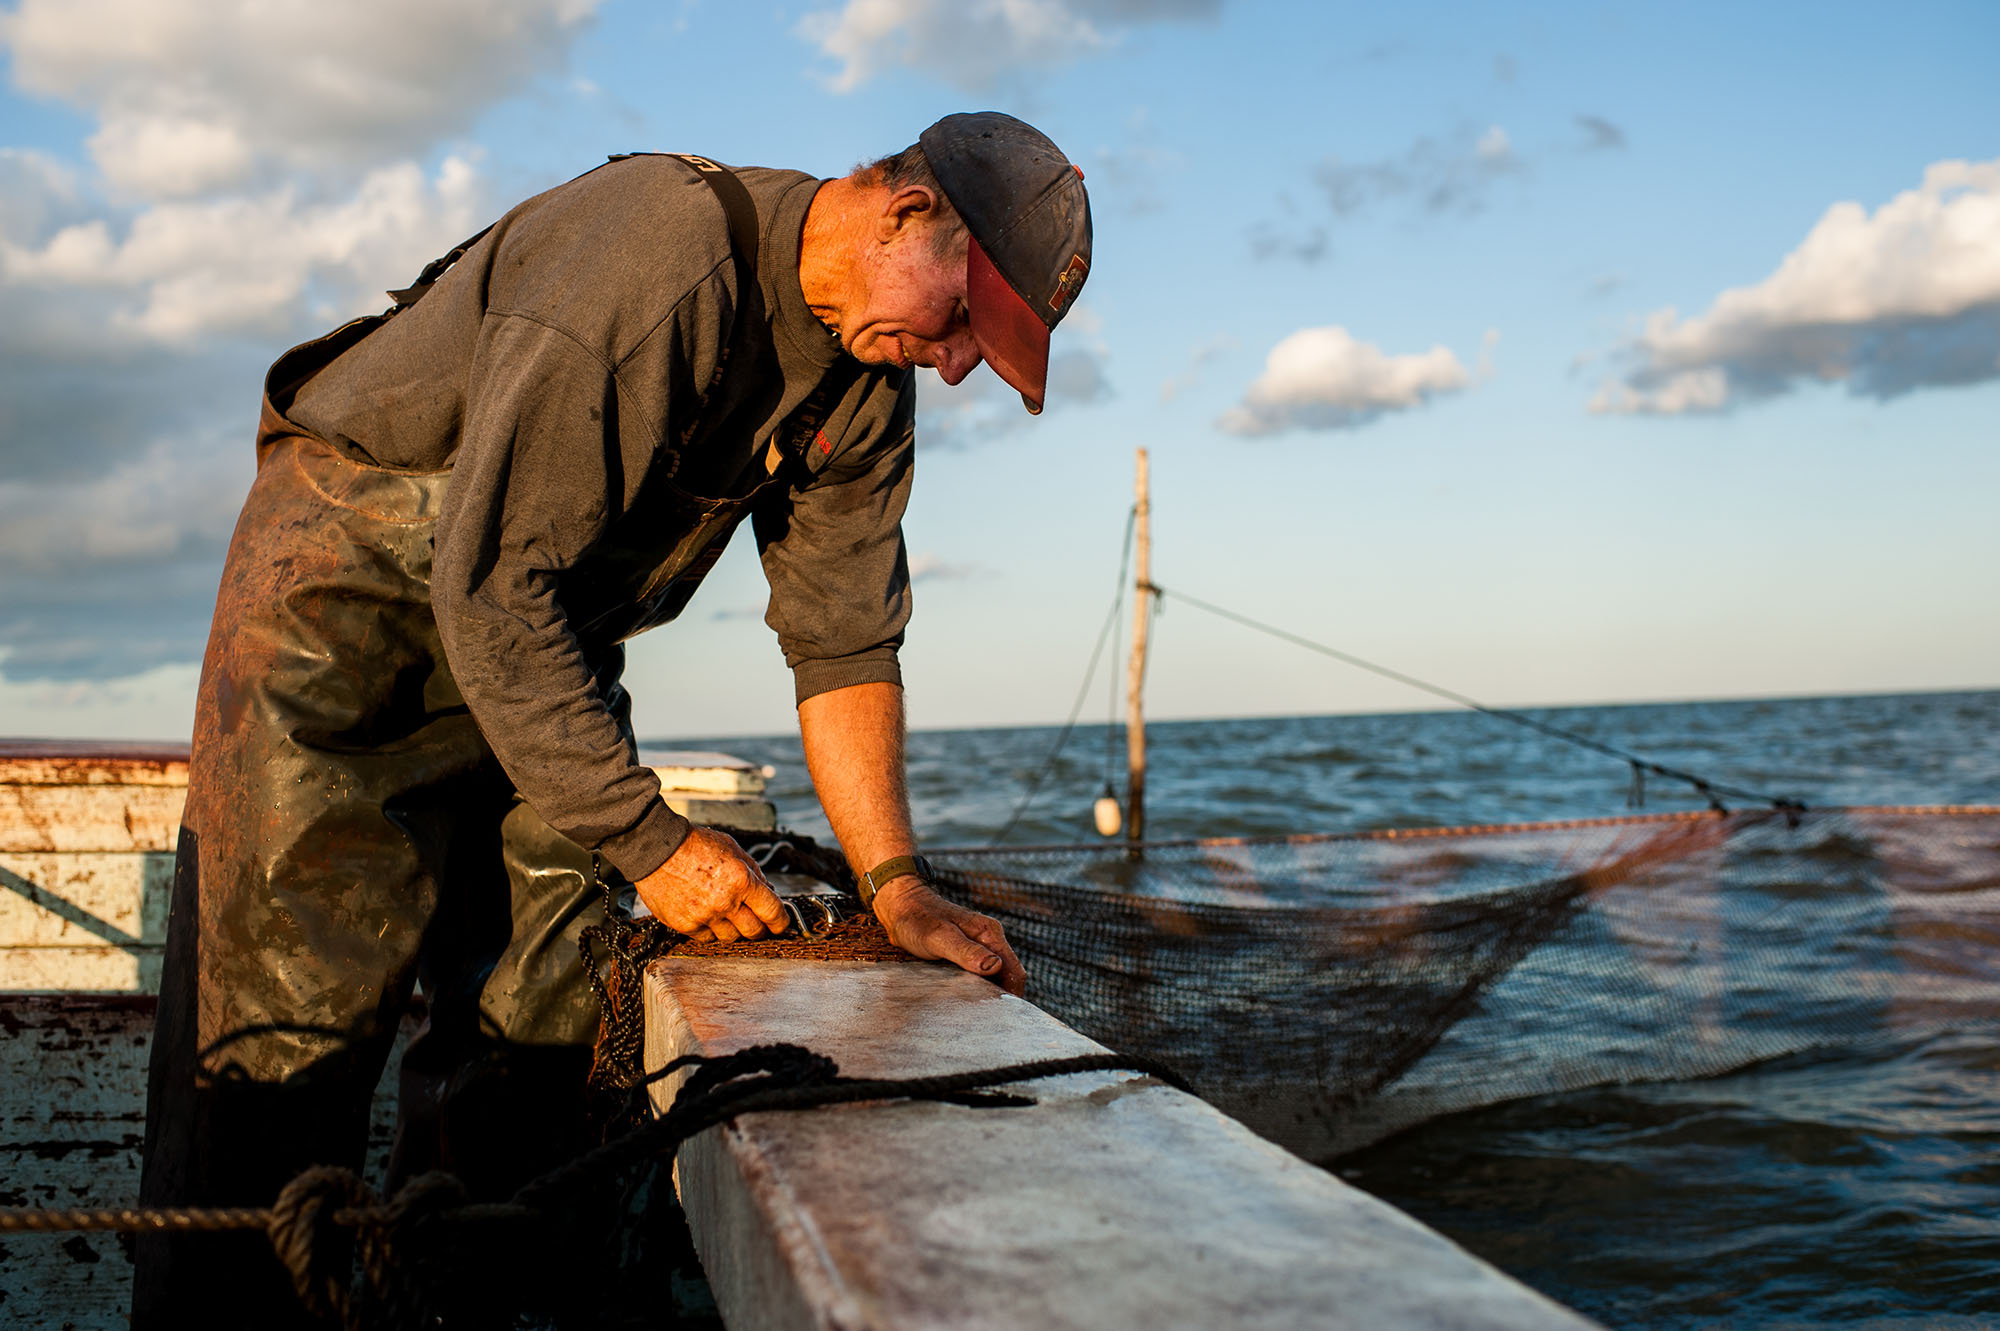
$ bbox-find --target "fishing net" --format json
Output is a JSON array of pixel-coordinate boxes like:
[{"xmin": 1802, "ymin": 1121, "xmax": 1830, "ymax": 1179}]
[{"xmin": 926, "ymin": 806, "xmax": 2000, "ymax": 1159}]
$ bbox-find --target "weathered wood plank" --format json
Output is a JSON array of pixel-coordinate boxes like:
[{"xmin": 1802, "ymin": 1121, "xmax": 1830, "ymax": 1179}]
[
  {"xmin": 0, "ymin": 997, "xmax": 155, "ymax": 1328},
  {"xmin": 0, "ymin": 740, "xmax": 189, "ymax": 788},
  {"xmin": 0, "ymin": 742, "xmax": 775, "ymax": 1323},
  {"xmin": 0, "ymin": 947, "xmax": 160, "ymax": 993},
  {"xmin": 0, "ymin": 786, "xmax": 185, "ymax": 854},
  {"xmin": 0, "ymin": 755, "xmax": 766, "ymax": 854},
  {"xmin": 0, "ymin": 853, "xmax": 172, "ymax": 948},
  {"xmin": 0, "ymin": 996, "xmax": 409, "ymax": 1330},
  {"xmin": 0, "ymin": 741, "xmax": 766, "ymax": 796},
  {"xmin": 0, "ymin": 780, "xmax": 765, "ymax": 851}
]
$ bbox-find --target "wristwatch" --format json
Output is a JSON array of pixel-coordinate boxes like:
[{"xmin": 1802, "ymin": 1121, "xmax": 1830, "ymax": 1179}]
[{"xmin": 858, "ymin": 853, "xmax": 936, "ymax": 910}]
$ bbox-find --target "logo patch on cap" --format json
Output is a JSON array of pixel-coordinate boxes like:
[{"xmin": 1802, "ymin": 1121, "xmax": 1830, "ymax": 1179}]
[{"xmin": 1050, "ymin": 254, "xmax": 1088, "ymax": 314}]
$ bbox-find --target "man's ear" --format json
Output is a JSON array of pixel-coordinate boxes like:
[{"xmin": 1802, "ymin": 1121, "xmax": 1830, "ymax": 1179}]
[{"xmin": 877, "ymin": 184, "xmax": 940, "ymax": 242}]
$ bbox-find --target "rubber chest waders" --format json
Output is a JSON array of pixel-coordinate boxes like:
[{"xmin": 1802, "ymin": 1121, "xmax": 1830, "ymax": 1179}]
[{"xmin": 135, "ymin": 157, "xmax": 853, "ymax": 1330}]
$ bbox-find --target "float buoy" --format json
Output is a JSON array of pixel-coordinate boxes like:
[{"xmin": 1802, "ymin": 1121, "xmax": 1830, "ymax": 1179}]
[{"xmin": 1093, "ymin": 787, "xmax": 1123, "ymax": 838}]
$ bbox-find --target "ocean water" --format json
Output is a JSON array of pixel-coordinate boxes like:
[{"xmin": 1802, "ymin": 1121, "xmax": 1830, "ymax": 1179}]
[{"xmin": 670, "ymin": 689, "xmax": 2000, "ymax": 1329}]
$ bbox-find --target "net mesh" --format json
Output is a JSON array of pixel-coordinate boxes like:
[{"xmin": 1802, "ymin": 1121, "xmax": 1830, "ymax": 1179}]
[{"xmin": 928, "ymin": 807, "xmax": 2000, "ymax": 1158}]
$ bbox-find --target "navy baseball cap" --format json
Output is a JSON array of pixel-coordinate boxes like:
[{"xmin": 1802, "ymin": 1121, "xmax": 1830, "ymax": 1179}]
[{"xmin": 919, "ymin": 112, "xmax": 1092, "ymax": 414}]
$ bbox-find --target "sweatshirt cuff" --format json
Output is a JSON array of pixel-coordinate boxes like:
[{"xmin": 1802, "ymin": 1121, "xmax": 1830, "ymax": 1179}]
[
  {"xmin": 597, "ymin": 797, "xmax": 694, "ymax": 882},
  {"xmin": 792, "ymin": 646, "xmax": 903, "ymax": 707}
]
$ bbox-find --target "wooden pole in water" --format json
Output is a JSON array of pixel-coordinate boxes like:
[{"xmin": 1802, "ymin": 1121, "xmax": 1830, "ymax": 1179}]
[{"xmin": 1126, "ymin": 448, "xmax": 1151, "ymax": 850}]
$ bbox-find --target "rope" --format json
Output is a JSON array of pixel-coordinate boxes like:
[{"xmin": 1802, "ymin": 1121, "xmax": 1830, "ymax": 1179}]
[
  {"xmin": 0, "ymin": 1206, "xmax": 270, "ymax": 1233},
  {"xmin": 1103, "ymin": 514, "xmax": 1133, "ymax": 792},
  {"xmin": 0, "ymin": 1169, "xmax": 495, "ymax": 1330},
  {"xmin": 1150, "ymin": 583, "xmax": 1807, "ymax": 817},
  {"xmin": 267, "ymin": 1166, "xmax": 374, "ymax": 1326},
  {"xmin": 515, "ymin": 1043, "xmax": 1184, "ymax": 1212},
  {"xmin": 578, "ymin": 831, "xmax": 870, "ymax": 1128},
  {"xmin": 991, "ymin": 505, "xmax": 1139, "ymax": 845},
  {"xmin": 0, "ymin": 1043, "xmax": 1178, "ymax": 1328}
]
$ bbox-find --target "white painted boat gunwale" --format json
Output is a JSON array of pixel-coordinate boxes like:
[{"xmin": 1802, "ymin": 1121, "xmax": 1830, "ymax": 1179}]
[{"xmin": 645, "ymin": 955, "xmax": 1601, "ymax": 1331}]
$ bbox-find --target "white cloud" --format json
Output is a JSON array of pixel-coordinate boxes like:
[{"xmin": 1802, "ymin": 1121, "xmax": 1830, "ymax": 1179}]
[
  {"xmin": 0, "ymin": 0, "xmax": 601, "ymax": 683},
  {"xmin": 0, "ymin": 659, "xmax": 200, "ymax": 741},
  {"xmin": 708, "ymin": 604, "xmax": 767, "ymax": 623},
  {"xmin": 1248, "ymin": 220, "xmax": 1328, "ymax": 263},
  {"xmin": 918, "ymin": 345, "xmax": 1112, "ymax": 447},
  {"xmin": 1092, "ymin": 106, "xmax": 1185, "ymax": 217},
  {"xmin": 1, "ymin": 0, "xmax": 599, "ymax": 196},
  {"xmin": 909, "ymin": 552, "xmax": 984, "ymax": 582},
  {"xmin": 0, "ymin": 427, "xmax": 250, "ymax": 681},
  {"xmin": 3, "ymin": 156, "xmax": 483, "ymax": 343},
  {"xmin": 0, "ymin": 148, "xmax": 261, "ymax": 484},
  {"xmin": 87, "ymin": 115, "xmax": 255, "ymax": 200},
  {"xmin": 1218, "ymin": 326, "xmax": 1470, "ymax": 436},
  {"xmin": 1474, "ymin": 326, "xmax": 1500, "ymax": 379},
  {"xmin": 797, "ymin": 0, "xmax": 1218, "ymax": 92},
  {"xmin": 1316, "ymin": 123, "xmax": 1524, "ymax": 219},
  {"xmin": 1047, "ymin": 346, "xmax": 1112, "ymax": 402},
  {"xmin": 0, "ymin": 431, "xmax": 245, "ymax": 575},
  {"xmin": 918, "ymin": 300, "xmax": 1111, "ymax": 446},
  {"xmin": 0, "ymin": 0, "xmax": 595, "ymax": 345},
  {"xmin": 0, "ymin": 148, "xmax": 82, "ymax": 237},
  {"xmin": 1576, "ymin": 114, "xmax": 1626, "ymax": 152},
  {"xmin": 1593, "ymin": 157, "xmax": 2000, "ymax": 414},
  {"xmin": 1159, "ymin": 336, "xmax": 1233, "ymax": 402}
]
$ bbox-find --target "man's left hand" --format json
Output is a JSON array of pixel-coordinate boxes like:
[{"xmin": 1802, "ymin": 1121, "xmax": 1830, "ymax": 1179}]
[{"xmin": 872, "ymin": 877, "xmax": 1027, "ymax": 996}]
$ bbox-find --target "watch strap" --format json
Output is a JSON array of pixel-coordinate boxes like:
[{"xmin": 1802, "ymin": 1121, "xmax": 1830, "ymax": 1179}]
[{"xmin": 859, "ymin": 853, "xmax": 935, "ymax": 909}]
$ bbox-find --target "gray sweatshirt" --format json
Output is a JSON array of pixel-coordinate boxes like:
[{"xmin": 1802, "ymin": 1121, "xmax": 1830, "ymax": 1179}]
[{"xmin": 287, "ymin": 157, "xmax": 915, "ymax": 879}]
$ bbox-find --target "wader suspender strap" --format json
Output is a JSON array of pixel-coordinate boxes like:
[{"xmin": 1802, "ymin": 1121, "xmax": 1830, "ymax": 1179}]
[
  {"xmin": 386, "ymin": 227, "xmax": 495, "ymax": 308},
  {"xmin": 644, "ymin": 153, "xmax": 862, "ymax": 477},
  {"xmin": 645, "ymin": 153, "xmax": 764, "ymax": 472},
  {"xmin": 659, "ymin": 154, "xmax": 760, "ymax": 293},
  {"xmin": 383, "ymin": 153, "xmax": 856, "ymax": 474},
  {"xmin": 379, "ymin": 150, "xmax": 760, "ymax": 312}
]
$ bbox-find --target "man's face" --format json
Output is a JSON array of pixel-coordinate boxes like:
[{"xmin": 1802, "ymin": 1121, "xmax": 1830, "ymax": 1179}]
[{"xmin": 840, "ymin": 194, "xmax": 982, "ymax": 385}]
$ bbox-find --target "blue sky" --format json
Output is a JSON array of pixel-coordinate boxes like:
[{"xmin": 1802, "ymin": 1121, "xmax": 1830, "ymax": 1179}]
[{"xmin": 0, "ymin": 0, "xmax": 1994, "ymax": 740}]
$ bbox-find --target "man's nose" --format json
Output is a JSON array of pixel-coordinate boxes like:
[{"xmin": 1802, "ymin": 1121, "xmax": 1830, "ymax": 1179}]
[{"xmin": 935, "ymin": 331, "xmax": 983, "ymax": 386}]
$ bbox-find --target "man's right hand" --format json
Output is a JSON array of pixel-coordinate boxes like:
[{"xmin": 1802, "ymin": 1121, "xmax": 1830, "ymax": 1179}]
[{"xmin": 633, "ymin": 826, "xmax": 790, "ymax": 942}]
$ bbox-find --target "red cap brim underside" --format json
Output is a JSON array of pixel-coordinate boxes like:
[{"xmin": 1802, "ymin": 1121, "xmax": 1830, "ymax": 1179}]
[{"xmin": 967, "ymin": 238, "xmax": 1050, "ymax": 415}]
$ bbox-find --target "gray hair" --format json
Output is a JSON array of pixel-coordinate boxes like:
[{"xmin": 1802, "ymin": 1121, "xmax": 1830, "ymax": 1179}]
[{"xmin": 854, "ymin": 144, "xmax": 967, "ymax": 259}]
